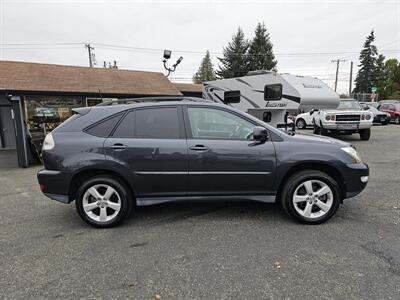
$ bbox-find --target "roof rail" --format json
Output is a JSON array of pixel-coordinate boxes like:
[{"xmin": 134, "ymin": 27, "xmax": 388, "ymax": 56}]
[{"xmin": 96, "ymin": 96, "xmax": 210, "ymax": 106}]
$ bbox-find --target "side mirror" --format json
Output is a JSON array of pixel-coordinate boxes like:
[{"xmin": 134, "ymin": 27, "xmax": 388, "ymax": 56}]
[
  {"xmin": 309, "ymin": 109, "xmax": 316, "ymax": 115},
  {"xmin": 253, "ymin": 126, "xmax": 268, "ymax": 141}
]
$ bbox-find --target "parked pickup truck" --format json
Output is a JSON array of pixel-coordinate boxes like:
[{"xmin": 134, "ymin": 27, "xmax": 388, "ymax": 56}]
[{"xmin": 312, "ymin": 99, "xmax": 373, "ymax": 140}]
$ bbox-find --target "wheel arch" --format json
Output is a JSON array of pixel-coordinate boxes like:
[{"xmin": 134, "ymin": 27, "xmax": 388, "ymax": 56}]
[
  {"xmin": 276, "ymin": 162, "xmax": 346, "ymax": 202},
  {"xmin": 68, "ymin": 168, "xmax": 136, "ymax": 203},
  {"xmin": 296, "ymin": 118, "xmax": 306, "ymax": 126}
]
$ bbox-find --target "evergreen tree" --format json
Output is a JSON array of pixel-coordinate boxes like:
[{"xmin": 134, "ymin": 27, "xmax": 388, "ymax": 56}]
[
  {"xmin": 217, "ymin": 27, "xmax": 250, "ymax": 78},
  {"xmin": 384, "ymin": 58, "xmax": 400, "ymax": 99},
  {"xmin": 192, "ymin": 51, "xmax": 217, "ymax": 83},
  {"xmin": 375, "ymin": 54, "xmax": 387, "ymax": 98},
  {"xmin": 247, "ymin": 23, "xmax": 277, "ymax": 71},
  {"xmin": 353, "ymin": 30, "xmax": 378, "ymax": 93}
]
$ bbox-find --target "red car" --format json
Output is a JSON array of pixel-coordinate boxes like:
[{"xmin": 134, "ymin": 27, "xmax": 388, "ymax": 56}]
[{"xmin": 378, "ymin": 101, "xmax": 400, "ymax": 124}]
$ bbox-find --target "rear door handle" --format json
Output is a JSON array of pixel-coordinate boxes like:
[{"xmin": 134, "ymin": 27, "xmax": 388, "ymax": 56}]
[
  {"xmin": 109, "ymin": 143, "xmax": 127, "ymax": 150},
  {"xmin": 189, "ymin": 145, "xmax": 209, "ymax": 151}
]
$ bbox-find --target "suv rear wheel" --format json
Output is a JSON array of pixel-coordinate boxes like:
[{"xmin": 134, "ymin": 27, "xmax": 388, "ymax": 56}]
[
  {"xmin": 281, "ymin": 170, "xmax": 341, "ymax": 224},
  {"xmin": 76, "ymin": 176, "xmax": 132, "ymax": 228}
]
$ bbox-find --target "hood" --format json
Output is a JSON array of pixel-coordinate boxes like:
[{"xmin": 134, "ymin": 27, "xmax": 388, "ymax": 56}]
[{"xmin": 289, "ymin": 132, "xmax": 350, "ymax": 147}]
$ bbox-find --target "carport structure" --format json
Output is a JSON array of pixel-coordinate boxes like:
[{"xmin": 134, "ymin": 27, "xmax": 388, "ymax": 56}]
[{"xmin": 0, "ymin": 60, "xmax": 182, "ymax": 167}]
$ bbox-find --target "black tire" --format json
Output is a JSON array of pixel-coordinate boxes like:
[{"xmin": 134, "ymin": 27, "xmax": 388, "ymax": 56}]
[
  {"xmin": 395, "ymin": 116, "xmax": 400, "ymax": 125},
  {"xmin": 359, "ymin": 128, "xmax": 371, "ymax": 141},
  {"xmin": 75, "ymin": 175, "xmax": 132, "ymax": 228},
  {"xmin": 320, "ymin": 128, "xmax": 328, "ymax": 136},
  {"xmin": 280, "ymin": 170, "xmax": 341, "ymax": 224},
  {"xmin": 313, "ymin": 124, "xmax": 320, "ymax": 134},
  {"xmin": 296, "ymin": 118, "xmax": 307, "ymax": 129}
]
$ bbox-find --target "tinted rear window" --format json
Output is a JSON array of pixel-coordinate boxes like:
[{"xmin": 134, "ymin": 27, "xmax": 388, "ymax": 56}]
[
  {"xmin": 111, "ymin": 107, "xmax": 180, "ymax": 139},
  {"xmin": 85, "ymin": 113, "xmax": 123, "ymax": 137},
  {"xmin": 136, "ymin": 107, "xmax": 180, "ymax": 139},
  {"xmin": 113, "ymin": 111, "xmax": 134, "ymax": 138}
]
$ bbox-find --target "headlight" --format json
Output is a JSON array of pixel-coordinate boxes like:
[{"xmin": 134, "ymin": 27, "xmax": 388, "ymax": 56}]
[
  {"xmin": 42, "ymin": 133, "xmax": 55, "ymax": 151},
  {"xmin": 341, "ymin": 146, "xmax": 362, "ymax": 163}
]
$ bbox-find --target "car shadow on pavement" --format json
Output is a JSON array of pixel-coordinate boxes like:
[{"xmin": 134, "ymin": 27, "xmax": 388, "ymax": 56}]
[{"xmin": 123, "ymin": 201, "xmax": 290, "ymax": 227}]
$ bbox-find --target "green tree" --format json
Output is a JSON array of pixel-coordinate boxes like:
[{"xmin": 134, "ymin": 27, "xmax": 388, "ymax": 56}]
[
  {"xmin": 247, "ymin": 23, "xmax": 277, "ymax": 71},
  {"xmin": 387, "ymin": 59, "xmax": 400, "ymax": 99},
  {"xmin": 353, "ymin": 30, "xmax": 378, "ymax": 93},
  {"xmin": 217, "ymin": 27, "xmax": 250, "ymax": 78},
  {"xmin": 375, "ymin": 54, "xmax": 387, "ymax": 97},
  {"xmin": 375, "ymin": 57, "xmax": 400, "ymax": 99},
  {"xmin": 192, "ymin": 50, "xmax": 217, "ymax": 83}
]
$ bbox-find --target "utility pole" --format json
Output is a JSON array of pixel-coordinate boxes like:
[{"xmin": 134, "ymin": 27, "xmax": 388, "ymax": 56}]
[
  {"xmin": 85, "ymin": 43, "xmax": 95, "ymax": 67},
  {"xmin": 331, "ymin": 59, "xmax": 346, "ymax": 92},
  {"xmin": 349, "ymin": 61, "xmax": 353, "ymax": 96}
]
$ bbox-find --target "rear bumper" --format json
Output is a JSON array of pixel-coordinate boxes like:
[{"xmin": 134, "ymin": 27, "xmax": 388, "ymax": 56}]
[
  {"xmin": 37, "ymin": 169, "xmax": 73, "ymax": 203},
  {"xmin": 342, "ymin": 163, "xmax": 369, "ymax": 199}
]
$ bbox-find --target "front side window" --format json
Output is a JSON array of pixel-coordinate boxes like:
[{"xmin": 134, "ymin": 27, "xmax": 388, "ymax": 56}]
[{"xmin": 187, "ymin": 107, "xmax": 255, "ymax": 140}]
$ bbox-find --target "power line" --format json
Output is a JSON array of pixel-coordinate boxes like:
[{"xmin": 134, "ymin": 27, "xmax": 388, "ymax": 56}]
[
  {"xmin": 0, "ymin": 42, "xmax": 83, "ymax": 46},
  {"xmin": 2, "ymin": 41, "xmax": 399, "ymax": 57}
]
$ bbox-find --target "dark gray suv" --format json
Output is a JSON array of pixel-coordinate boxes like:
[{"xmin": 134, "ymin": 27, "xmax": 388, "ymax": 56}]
[{"xmin": 37, "ymin": 97, "xmax": 369, "ymax": 227}]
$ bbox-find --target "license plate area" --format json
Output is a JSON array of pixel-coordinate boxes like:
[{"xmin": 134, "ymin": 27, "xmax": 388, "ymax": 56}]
[{"xmin": 337, "ymin": 123, "xmax": 358, "ymax": 130}]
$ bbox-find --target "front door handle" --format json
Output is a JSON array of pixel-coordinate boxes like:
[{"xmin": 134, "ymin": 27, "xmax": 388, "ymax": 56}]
[
  {"xmin": 189, "ymin": 145, "xmax": 209, "ymax": 151},
  {"xmin": 109, "ymin": 143, "xmax": 127, "ymax": 150}
]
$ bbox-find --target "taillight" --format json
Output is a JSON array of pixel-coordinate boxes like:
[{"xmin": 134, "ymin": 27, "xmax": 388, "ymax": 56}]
[{"xmin": 42, "ymin": 133, "xmax": 55, "ymax": 151}]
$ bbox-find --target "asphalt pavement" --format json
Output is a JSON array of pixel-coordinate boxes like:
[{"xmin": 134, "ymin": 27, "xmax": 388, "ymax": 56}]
[{"xmin": 0, "ymin": 125, "xmax": 399, "ymax": 299}]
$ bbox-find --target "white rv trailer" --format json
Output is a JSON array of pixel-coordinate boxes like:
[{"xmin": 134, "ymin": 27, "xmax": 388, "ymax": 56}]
[{"xmin": 203, "ymin": 70, "xmax": 339, "ymax": 127}]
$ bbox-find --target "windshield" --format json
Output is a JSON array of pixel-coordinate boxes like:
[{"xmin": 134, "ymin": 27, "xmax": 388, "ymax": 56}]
[
  {"xmin": 367, "ymin": 105, "xmax": 378, "ymax": 112},
  {"xmin": 338, "ymin": 101, "xmax": 361, "ymax": 110}
]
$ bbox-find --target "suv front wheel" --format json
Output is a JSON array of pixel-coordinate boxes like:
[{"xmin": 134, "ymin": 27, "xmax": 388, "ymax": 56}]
[
  {"xmin": 76, "ymin": 176, "xmax": 132, "ymax": 228},
  {"xmin": 281, "ymin": 170, "xmax": 341, "ymax": 224},
  {"xmin": 359, "ymin": 128, "xmax": 371, "ymax": 140}
]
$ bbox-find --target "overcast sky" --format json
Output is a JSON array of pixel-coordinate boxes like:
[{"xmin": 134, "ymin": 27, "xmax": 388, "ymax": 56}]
[{"xmin": 1, "ymin": 0, "xmax": 399, "ymax": 93}]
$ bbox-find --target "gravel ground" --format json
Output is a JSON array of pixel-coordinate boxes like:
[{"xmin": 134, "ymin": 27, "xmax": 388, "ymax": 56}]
[{"xmin": 0, "ymin": 125, "xmax": 399, "ymax": 299}]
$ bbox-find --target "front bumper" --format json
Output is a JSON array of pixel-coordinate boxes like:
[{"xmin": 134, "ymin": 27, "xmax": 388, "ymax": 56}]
[
  {"xmin": 321, "ymin": 122, "xmax": 371, "ymax": 131},
  {"xmin": 37, "ymin": 169, "xmax": 73, "ymax": 203},
  {"xmin": 342, "ymin": 163, "xmax": 369, "ymax": 199}
]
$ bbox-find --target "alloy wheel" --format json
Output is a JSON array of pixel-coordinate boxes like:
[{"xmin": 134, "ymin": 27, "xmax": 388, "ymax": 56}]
[
  {"xmin": 297, "ymin": 119, "xmax": 306, "ymax": 129},
  {"xmin": 292, "ymin": 180, "xmax": 333, "ymax": 219},
  {"xmin": 82, "ymin": 184, "xmax": 121, "ymax": 223}
]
